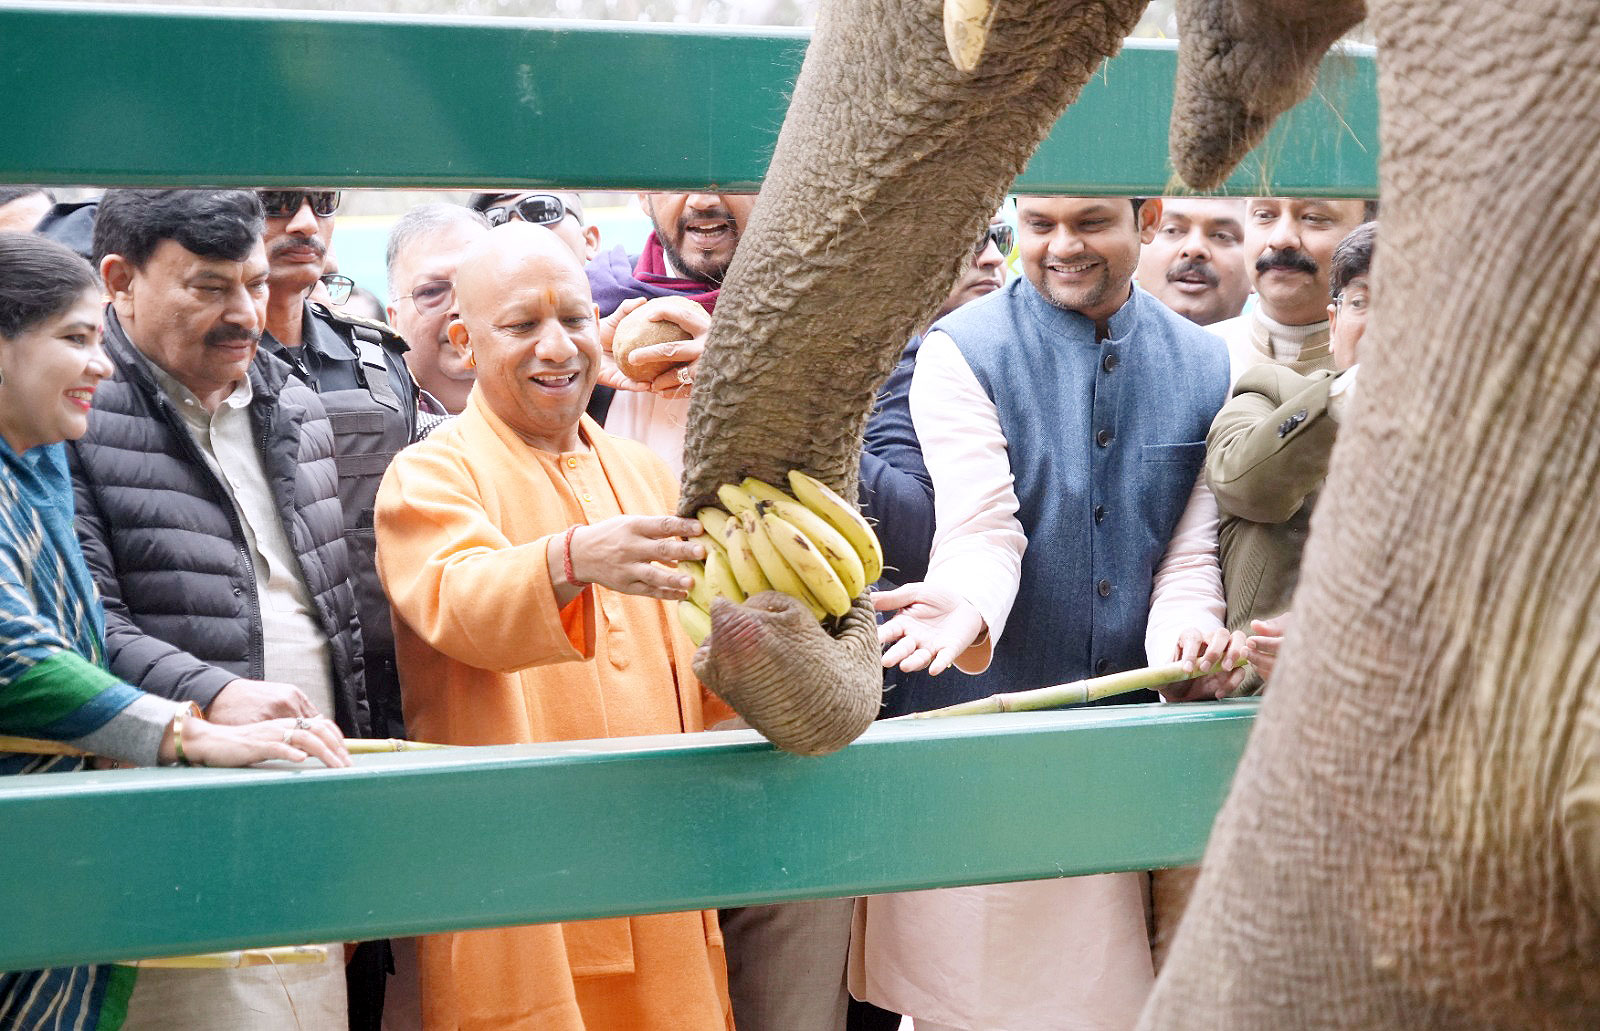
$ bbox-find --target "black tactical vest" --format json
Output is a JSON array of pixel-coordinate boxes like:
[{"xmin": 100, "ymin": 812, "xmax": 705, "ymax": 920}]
[{"xmin": 262, "ymin": 302, "xmax": 417, "ymax": 737}]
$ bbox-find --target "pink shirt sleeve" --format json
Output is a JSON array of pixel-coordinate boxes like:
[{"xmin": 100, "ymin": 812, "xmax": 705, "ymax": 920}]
[
  {"xmin": 909, "ymin": 332, "xmax": 1028, "ymax": 670},
  {"xmin": 1143, "ymin": 470, "xmax": 1226, "ymax": 666}
]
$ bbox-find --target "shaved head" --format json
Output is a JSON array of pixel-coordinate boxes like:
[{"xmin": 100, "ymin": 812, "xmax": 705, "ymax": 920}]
[{"xmin": 448, "ymin": 223, "xmax": 601, "ymax": 452}]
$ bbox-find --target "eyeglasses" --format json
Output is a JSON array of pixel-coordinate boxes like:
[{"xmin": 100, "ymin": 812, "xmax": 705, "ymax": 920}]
[
  {"xmin": 318, "ymin": 274, "xmax": 354, "ymax": 305},
  {"xmin": 1334, "ymin": 289, "xmax": 1370, "ymax": 313},
  {"xmin": 258, "ymin": 190, "xmax": 342, "ymax": 218},
  {"xmin": 393, "ymin": 279, "xmax": 454, "ymax": 314},
  {"xmin": 483, "ymin": 193, "xmax": 571, "ymax": 228},
  {"xmin": 977, "ymin": 223, "xmax": 1015, "ymax": 256}
]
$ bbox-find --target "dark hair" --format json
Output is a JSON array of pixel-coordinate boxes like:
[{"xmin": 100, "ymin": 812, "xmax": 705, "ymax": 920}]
[
  {"xmin": 0, "ymin": 232, "xmax": 101, "ymax": 339},
  {"xmin": 1329, "ymin": 221, "xmax": 1376, "ymax": 298},
  {"xmin": 1363, "ymin": 199, "xmax": 1379, "ymax": 222},
  {"xmin": 92, "ymin": 189, "xmax": 264, "ymax": 268},
  {"xmin": 0, "ymin": 186, "xmax": 54, "ymax": 208}
]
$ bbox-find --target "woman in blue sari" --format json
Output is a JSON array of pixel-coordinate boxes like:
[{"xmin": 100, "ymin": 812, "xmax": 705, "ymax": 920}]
[{"xmin": 0, "ymin": 232, "xmax": 351, "ymax": 1030}]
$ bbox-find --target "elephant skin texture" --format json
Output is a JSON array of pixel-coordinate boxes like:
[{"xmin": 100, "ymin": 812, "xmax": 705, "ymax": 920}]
[
  {"xmin": 679, "ymin": 0, "xmax": 1148, "ymax": 756},
  {"xmin": 1141, "ymin": 0, "xmax": 1600, "ymax": 1028}
]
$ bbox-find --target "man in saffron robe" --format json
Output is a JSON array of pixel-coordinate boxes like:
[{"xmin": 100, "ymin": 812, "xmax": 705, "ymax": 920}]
[{"xmin": 374, "ymin": 222, "xmax": 734, "ymax": 1031}]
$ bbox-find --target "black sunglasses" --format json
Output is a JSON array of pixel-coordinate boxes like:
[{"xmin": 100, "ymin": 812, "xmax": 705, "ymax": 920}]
[
  {"xmin": 484, "ymin": 193, "xmax": 569, "ymax": 228},
  {"xmin": 977, "ymin": 223, "xmax": 1015, "ymax": 255},
  {"xmin": 258, "ymin": 190, "xmax": 342, "ymax": 218}
]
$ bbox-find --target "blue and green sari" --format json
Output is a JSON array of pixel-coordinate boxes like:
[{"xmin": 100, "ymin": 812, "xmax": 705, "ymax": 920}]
[{"xmin": 0, "ymin": 437, "xmax": 147, "ymax": 1031}]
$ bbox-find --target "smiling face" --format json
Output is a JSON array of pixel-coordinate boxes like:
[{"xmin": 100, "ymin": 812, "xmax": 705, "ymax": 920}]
[
  {"xmin": 102, "ymin": 238, "xmax": 269, "ymax": 411},
  {"xmin": 639, "ymin": 191, "xmax": 757, "ymax": 285},
  {"xmin": 1243, "ymin": 197, "xmax": 1368, "ymax": 326},
  {"xmin": 0, "ymin": 287, "xmax": 111, "ymax": 453},
  {"xmin": 1135, "ymin": 197, "xmax": 1251, "ymax": 326},
  {"xmin": 387, "ymin": 219, "xmax": 489, "ymax": 414},
  {"xmin": 448, "ymin": 224, "xmax": 600, "ymax": 452},
  {"xmin": 1017, "ymin": 196, "xmax": 1156, "ymax": 327}
]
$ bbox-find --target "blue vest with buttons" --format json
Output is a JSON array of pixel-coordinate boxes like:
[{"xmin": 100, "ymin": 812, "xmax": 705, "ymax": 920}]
[{"xmin": 932, "ymin": 277, "xmax": 1228, "ymax": 701}]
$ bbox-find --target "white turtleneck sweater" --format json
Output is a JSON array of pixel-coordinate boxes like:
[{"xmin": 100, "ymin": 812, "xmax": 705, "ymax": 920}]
[{"xmin": 1209, "ymin": 306, "xmax": 1336, "ymax": 385}]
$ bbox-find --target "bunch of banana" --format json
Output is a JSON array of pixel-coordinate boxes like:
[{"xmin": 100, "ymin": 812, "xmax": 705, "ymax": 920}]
[{"xmin": 676, "ymin": 470, "xmax": 884, "ymax": 646}]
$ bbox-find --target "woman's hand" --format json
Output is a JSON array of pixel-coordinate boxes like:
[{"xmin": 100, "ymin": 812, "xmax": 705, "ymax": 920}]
[
  {"xmin": 161, "ymin": 715, "xmax": 352, "ymax": 769},
  {"xmin": 1162, "ymin": 627, "xmax": 1249, "ymax": 701},
  {"xmin": 873, "ymin": 582, "xmax": 987, "ymax": 676},
  {"xmin": 557, "ymin": 515, "xmax": 707, "ymax": 600}
]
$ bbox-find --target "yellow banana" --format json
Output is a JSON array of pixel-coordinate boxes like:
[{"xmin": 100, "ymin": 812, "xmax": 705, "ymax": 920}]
[
  {"xmin": 745, "ymin": 510, "xmax": 827, "ymax": 620},
  {"xmin": 739, "ymin": 476, "xmax": 790, "ymax": 506},
  {"xmin": 787, "ymin": 470, "xmax": 884, "ymax": 584},
  {"xmin": 680, "ymin": 560, "xmax": 713, "ymax": 611},
  {"xmin": 695, "ymin": 507, "xmax": 731, "ymax": 561},
  {"xmin": 716, "ymin": 483, "xmax": 758, "ymax": 517},
  {"xmin": 742, "ymin": 489, "xmax": 870, "ymax": 595},
  {"xmin": 720, "ymin": 513, "xmax": 772, "ymax": 597},
  {"xmin": 761, "ymin": 511, "xmax": 854, "ymax": 617},
  {"xmin": 703, "ymin": 546, "xmax": 745, "ymax": 604},
  {"xmin": 677, "ymin": 600, "xmax": 711, "ymax": 647}
]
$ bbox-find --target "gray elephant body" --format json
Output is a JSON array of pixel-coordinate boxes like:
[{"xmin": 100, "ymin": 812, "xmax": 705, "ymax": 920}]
[{"xmin": 690, "ymin": 0, "xmax": 1600, "ymax": 1022}]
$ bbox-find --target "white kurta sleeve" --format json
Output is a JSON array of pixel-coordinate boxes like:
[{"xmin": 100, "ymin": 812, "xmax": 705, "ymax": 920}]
[
  {"xmin": 1143, "ymin": 469, "xmax": 1226, "ymax": 666},
  {"xmin": 911, "ymin": 332, "xmax": 1027, "ymax": 669}
]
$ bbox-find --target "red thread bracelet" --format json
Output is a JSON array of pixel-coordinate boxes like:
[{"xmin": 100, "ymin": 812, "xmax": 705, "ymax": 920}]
[{"xmin": 562, "ymin": 525, "xmax": 587, "ymax": 586}]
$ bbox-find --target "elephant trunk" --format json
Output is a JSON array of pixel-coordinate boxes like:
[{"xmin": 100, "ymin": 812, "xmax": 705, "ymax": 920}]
[
  {"xmin": 1169, "ymin": 0, "xmax": 1366, "ymax": 190},
  {"xmin": 680, "ymin": 0, "xmax": 1147, "ymax": 754}
]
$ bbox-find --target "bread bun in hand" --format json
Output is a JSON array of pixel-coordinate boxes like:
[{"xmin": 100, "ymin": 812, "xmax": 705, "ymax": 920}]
[{"xmin": 613, "ymin": 299, "xmax": 695, "ymax": 382}]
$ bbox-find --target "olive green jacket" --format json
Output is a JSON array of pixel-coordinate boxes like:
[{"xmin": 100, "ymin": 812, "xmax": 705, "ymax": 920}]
[{"xmin": 1206, "ymin": 364, "xmax": 1342, "ymax": 689}]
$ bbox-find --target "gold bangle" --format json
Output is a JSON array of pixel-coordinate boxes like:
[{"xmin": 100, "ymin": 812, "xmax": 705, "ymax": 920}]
[{"xmin": 172, "ymin": 702, "xmax": 204, "ymax": 767}]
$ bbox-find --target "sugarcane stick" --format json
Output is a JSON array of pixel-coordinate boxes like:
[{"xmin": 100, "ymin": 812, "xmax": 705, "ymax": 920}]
[
  {"xmin": 903, "ymin": 658, "xmax": 1249, "ymax": 720},
  {"xmin": 0, "ymin": 735, "xmax": 447, "ymax": 758},
  {"xmin": 119, "ymin": 944, "xmax": 330, "ymax": 969}
]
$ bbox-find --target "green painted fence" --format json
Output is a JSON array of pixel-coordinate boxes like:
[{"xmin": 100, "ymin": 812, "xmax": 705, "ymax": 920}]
[
  {"xmin": 0, "ymin": 4, "xmax": 1376, "ymax": 196},
  {"xmin": 0, "ymin": 703, "xmax": 1258, "ymax": 971},
  {"xmin": 0, "ymin": 0, "xmax": 1377, "ymax": 973}
]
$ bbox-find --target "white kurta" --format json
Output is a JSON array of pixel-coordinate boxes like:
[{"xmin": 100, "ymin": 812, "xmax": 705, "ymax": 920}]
[{"xmin": 849, "ymin": 332, "xmax": 1225, "ymax": 1031}]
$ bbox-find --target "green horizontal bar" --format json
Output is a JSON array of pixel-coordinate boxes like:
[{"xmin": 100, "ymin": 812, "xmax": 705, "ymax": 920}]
[
  {"xmin": 0, "ymin": 4, "xmax": 1375, "ymax": 195},
  {"xmin": 0, "ymin": 700, "xmax": 1256, "ymax": 972}
]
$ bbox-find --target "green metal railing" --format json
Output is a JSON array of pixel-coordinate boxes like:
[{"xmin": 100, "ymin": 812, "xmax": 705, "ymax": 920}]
[
  {"xmin": 0, "ymin": 4, "xmax": 1376, "ymax": 195},
  {"xmin": 1, "ymin": 704, "xmax": 1258, "ymax": 971},
  {"xmin": 0, "ymin": 1, "xmax": 1376, "ymax": 972}
]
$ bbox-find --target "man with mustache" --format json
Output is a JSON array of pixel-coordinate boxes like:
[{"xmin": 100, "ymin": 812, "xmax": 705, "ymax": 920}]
[
  {"xmin": 1210, "ymin": 197, "xmax": 1373, "ymax": 383},
  {"xmin": 68, "ymin": 188, "xmax": 365, "ymax": 1030},
  {"xmin": 585, "ymin": 191, "xmax": 757, "ymax": 475},
  {"xmin": 1135, "ymin": 196, "xmax": 1252, "ymax": 326}
]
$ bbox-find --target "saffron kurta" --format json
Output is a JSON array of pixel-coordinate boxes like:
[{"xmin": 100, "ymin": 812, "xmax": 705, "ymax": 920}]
[{"xmin": 375, "ymin": 393, "xmax": 733, "ymax": 1031}]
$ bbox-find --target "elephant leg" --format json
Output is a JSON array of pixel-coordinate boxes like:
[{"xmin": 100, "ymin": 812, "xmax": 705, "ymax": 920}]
[
  {"xmin": 680, "ymin": 0, "xmax": 1147, "ymax": 755},
  {"xmin": 1148, "ymin": 0, "xmax": 1600, "ymax": 1026}
]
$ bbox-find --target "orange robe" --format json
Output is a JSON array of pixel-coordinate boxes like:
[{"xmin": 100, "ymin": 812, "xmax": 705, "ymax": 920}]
[{"xmin": 375, "ymin": 392, "xmax": 734, "ymax": 1031}]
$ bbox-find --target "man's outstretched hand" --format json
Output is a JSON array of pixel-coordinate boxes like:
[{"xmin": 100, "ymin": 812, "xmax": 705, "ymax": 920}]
[{"xmin": 873, "ymin": 582, "xmax": 986, "ymax": 676}]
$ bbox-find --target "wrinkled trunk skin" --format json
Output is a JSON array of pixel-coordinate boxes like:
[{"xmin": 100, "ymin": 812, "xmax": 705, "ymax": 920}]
[
  {"xmin": 682, "ymin": 0, "xmax": 1146, "ymax": 755},
  {"xmin": 1145, "ymin": 0, "xmax": 1600, "ymax": 1027}
]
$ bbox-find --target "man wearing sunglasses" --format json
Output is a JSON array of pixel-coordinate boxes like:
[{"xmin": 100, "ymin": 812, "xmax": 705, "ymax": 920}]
[
  {"xmin": 256, "ymin": 188, "xmax": 425, "ymax": 1031},
  {"xmin": 468, "ymin": 190, "xmax": 601, "ymax": 264}
]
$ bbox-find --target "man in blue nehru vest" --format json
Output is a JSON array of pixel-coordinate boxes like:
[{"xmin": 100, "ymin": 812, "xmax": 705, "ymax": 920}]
[{"xmin": 853, "ymin": 197, "xmax": 1245, "ymax": 1031}]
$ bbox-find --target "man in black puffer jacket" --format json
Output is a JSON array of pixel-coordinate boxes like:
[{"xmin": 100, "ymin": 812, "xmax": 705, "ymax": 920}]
[{"xmin": 69, "ymin": 189, "xmax": 367, "ymax": 740}]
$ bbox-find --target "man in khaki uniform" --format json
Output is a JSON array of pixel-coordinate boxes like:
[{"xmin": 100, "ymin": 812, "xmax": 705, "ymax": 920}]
[{"xmin": 1205, "ymin": 221, "xmax": 1376, "ymax": 690}]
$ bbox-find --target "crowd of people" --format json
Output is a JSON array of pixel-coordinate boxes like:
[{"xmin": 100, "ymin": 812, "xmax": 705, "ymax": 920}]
[{"xmin": 0, "ymin": 181, "xmax": 1375, "ymax": 1031}]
